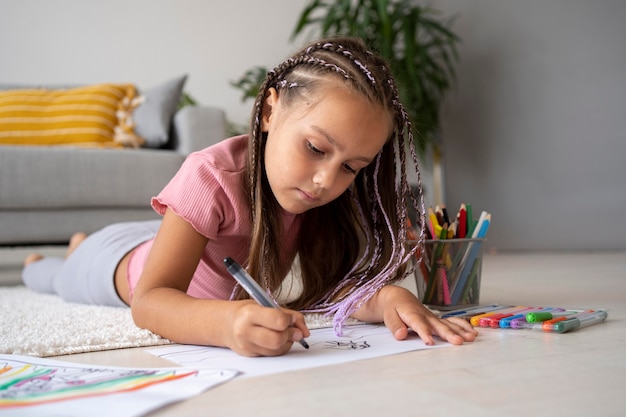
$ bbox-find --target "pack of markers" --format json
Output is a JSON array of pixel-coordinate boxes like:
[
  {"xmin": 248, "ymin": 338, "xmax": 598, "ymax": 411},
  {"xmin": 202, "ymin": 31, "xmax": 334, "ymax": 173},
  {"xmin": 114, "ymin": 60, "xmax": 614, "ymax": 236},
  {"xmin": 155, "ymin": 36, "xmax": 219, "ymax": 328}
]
[{"xmin": 440, "ymin": 305, "xmax": 608, "ymax": 333}]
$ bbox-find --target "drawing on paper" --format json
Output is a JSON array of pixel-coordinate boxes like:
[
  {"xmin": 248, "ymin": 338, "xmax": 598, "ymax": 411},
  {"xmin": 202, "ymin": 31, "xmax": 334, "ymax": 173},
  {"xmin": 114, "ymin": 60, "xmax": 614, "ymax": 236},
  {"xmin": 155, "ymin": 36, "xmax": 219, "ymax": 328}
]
[
  {"xmin": 323, "ymin": 340, "xmax": 371, "ymax": 350},
  {"xmin": 148, "ymin": 324, "xmax": 447, "ymax": 380},
  {"xmin": 0, "ymin": 358, "xmax": 198, "ymax": 408}
]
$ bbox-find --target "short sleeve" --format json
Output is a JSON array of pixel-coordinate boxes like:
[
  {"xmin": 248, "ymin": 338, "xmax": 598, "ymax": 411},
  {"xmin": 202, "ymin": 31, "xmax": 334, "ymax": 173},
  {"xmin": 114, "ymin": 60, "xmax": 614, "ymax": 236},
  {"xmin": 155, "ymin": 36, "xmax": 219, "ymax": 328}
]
[{"xmin": 151, "ymin": 141, "xmax": 250, "ymax": 239}]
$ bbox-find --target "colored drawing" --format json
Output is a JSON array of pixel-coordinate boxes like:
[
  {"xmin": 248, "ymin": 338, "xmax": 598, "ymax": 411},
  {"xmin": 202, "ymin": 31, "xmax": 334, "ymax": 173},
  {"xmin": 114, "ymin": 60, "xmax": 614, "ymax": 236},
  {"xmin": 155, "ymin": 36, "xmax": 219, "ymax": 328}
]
[
  {"xmin": 1, "ymin": 360, "xmax": 195, "ymax": 407},
  {"xmin": 0, "ymin": 355, "xmax": 238, "ymax": 416}
]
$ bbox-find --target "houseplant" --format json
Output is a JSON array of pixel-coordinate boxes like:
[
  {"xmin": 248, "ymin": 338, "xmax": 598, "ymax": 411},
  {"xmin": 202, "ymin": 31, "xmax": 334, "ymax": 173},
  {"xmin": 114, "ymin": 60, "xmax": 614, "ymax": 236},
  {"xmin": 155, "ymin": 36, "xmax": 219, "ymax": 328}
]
[{"xmin": 232, "ymin": 0, "xmax": 460, "ymax": 159}]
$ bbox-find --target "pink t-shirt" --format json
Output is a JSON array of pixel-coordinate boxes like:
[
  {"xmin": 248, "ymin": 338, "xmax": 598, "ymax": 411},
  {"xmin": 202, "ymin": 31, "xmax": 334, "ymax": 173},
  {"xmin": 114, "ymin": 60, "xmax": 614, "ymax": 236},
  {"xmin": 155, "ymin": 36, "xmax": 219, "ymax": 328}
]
[{"xmin": 126, "ymin": 135, "xmax": 302, "ymax": 301}]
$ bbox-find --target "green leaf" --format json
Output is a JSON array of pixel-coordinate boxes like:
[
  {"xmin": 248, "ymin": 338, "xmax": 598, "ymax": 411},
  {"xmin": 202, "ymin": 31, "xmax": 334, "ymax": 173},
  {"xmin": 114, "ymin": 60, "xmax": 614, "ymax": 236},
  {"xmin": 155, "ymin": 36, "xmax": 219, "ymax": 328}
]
[
  {"xmin": 230, "ymin": 66, "xmax": 268, "ymax": 102},
  {"xmin": 178, "ymin": 92, "xmax": 197, "ymax": 110},
  {"xmin": 291, "ymin": 0, "xmax": 319, "ymax": 39}
]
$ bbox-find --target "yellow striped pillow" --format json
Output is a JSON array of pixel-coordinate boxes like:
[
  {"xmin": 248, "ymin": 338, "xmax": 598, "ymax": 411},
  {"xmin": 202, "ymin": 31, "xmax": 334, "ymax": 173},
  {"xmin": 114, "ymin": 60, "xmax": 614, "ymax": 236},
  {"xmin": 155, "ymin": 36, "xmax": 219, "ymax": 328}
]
[{"xmin": 0, "ymin": 84, "xmax": 144, "ymax": 148}]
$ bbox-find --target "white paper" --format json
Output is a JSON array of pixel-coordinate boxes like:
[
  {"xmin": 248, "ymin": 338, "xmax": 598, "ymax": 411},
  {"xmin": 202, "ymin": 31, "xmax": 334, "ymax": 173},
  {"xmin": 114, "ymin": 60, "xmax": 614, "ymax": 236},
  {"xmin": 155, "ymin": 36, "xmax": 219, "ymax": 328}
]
[
  {"xmin": 149, "ymin": 324, "xmax": 448, "ymax": 379},
  {"xmin": 0, "ymin": 354, "xmax": 238, "ymax": 417}
]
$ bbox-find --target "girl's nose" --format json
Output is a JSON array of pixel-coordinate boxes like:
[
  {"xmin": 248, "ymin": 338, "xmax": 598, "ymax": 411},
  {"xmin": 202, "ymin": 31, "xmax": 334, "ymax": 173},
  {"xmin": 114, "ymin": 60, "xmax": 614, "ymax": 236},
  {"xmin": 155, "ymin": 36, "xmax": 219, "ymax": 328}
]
[{"xmin": 312, "ymin": 166, "xmax": 337, "ymax": 189}]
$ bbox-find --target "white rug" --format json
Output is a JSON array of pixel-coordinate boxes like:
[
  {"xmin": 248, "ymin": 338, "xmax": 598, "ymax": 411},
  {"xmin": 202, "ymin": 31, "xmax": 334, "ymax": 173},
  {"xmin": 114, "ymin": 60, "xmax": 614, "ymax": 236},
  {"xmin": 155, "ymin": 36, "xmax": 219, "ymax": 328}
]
[
  {"xmin": 0, "ymin": 286, "xmax": 350, "ymax": 357},
  {"xmin": 0, "ymin": 286, "xmax": 173, "ymax": 357}
]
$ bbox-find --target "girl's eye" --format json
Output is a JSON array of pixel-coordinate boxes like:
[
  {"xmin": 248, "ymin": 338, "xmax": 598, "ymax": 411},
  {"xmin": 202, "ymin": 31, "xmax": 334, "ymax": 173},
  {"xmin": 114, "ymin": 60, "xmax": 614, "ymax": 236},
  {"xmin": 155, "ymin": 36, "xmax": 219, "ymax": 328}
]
[
  {"xmin": 306, "ymin": 141, "xmax": 323, "ymax": 155},
  {"xmin": 306, "ymin": 140, "xmax": 357, "ymax": 174},
  {"xmin": 343, "ymin": 163, "xmax": 357, "ymax": 174}
]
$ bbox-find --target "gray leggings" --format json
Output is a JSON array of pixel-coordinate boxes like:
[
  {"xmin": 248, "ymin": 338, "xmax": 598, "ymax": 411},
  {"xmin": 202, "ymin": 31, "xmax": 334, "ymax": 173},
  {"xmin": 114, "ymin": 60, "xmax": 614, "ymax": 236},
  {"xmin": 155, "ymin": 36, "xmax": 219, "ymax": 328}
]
[{"xmin": 22, "ymin": 220, "xmax": 161, "ymax": 307}]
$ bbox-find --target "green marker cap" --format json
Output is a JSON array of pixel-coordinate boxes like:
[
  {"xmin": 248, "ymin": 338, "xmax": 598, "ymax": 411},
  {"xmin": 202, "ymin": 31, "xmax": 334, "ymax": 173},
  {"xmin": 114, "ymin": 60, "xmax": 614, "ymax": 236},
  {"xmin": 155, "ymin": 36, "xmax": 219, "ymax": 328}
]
[
  {"xmin": 526, "ymin": 312, "xmax": 553, "ymax": 323},
  {"xmin": 554, "ymin": 319, "xmax": 581, "ymax": 333}
]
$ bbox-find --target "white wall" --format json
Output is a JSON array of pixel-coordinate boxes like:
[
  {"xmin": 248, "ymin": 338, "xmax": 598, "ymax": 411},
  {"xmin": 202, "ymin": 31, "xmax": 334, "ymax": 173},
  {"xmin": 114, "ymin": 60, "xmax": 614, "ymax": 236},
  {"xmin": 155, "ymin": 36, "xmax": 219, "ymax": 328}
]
[
  {"xmin": 0, "ymin": 0, "xmax": 308, "ymax": 128},
  {"xmin": 2, "ymin": 0, "xmax": 625, "ymax": 251}
]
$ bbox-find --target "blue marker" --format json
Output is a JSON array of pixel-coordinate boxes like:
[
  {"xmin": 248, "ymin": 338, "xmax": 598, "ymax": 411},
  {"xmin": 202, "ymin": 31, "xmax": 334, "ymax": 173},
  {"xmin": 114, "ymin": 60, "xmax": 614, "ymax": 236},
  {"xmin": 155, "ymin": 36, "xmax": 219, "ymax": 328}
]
[{"xmin": 441, "ymin": 305, "xmax": 503, "ymax": 319}]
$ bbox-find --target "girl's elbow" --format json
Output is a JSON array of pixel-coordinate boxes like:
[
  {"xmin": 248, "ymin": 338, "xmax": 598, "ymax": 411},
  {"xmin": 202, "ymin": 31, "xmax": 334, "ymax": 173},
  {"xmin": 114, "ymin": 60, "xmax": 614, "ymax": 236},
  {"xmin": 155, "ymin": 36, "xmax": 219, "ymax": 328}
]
[{"xmin": 129, "ymin": 294, "xmax": 151, "ymax": 329}]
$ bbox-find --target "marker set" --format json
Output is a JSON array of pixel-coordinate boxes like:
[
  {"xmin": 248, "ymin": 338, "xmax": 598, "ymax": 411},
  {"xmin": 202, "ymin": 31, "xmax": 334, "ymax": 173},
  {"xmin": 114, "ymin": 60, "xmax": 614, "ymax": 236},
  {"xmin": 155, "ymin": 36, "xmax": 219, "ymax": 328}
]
[{"xmin": 440, "ymin": 305, "xmax": 608, "ymax": 333}]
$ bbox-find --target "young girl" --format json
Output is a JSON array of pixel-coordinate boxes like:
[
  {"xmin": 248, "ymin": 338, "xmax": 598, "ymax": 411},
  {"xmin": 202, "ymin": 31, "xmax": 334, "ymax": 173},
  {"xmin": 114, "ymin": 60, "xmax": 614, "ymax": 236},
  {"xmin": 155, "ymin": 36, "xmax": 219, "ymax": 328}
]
[{"xmin": 23, "ymin": 37, "xmax": 477, "ymax": 357}]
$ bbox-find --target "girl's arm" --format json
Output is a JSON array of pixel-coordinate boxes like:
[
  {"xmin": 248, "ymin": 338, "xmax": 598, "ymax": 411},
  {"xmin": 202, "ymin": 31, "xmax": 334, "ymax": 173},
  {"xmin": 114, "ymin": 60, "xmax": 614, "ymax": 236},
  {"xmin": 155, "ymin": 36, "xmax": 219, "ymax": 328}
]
[
  {"xmin": 130, "ymin": 208, "xmax": 309, "ymax": 357},
  {"xmin": 350, "ymin": 285, "xmax": 477, "ymax": 345}
]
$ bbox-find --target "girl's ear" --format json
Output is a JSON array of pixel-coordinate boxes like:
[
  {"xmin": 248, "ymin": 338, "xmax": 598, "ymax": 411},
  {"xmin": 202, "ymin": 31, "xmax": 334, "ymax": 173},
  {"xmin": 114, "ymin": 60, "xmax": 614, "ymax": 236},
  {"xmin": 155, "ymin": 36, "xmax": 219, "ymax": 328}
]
[{"xmin": 261, "ymin": 88, "xmax": 279, "ymax": 132}]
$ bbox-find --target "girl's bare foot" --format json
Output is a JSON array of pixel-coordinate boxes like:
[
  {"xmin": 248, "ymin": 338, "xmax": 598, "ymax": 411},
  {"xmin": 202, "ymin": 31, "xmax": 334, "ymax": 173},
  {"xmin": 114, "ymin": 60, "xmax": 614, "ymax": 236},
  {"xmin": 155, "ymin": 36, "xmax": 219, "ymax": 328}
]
[
  {"xmin": 24, "ymin": 253, "xmax": 43, "ymax": 266},
  {"xmin": 23, "ymin": 232, "xmax": 88, "ymax": 267},
  {"xmin": 67, "ymin": 232, "xmax": 88, "ymax": 257}
]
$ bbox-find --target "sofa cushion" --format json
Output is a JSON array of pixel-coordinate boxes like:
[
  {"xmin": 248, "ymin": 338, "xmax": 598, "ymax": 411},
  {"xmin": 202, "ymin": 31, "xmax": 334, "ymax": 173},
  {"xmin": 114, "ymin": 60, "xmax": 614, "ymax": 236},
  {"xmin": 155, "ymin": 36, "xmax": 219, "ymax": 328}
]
[
  {"xmin": 0, "ymin": 146, "xmax": 185, "ymax": 209},
  {"xmin": 0, "ymin": 75, "xmax": 187, "ymax": 149},
  {"xmin": 0, "ymin": 84, "xmax": 143, "ymax": 147},
  {"xmin": 134, "ymin": 75, "xmax": 188, "ymax": 149}
]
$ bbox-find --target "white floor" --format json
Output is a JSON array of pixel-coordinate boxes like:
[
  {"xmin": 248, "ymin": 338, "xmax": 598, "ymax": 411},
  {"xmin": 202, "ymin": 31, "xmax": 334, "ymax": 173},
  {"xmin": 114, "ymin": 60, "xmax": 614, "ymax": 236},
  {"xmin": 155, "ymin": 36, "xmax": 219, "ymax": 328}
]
[{"xmin": 2, "ymin": 248, "xmax": 626, "ymax": 417}]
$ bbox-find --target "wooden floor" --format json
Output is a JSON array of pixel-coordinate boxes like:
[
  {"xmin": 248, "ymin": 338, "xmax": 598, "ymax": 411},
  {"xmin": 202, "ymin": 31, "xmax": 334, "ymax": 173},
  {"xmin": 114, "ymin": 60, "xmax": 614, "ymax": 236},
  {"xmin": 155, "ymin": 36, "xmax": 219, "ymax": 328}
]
[{"xmin": 2, "ymin": 249, "xmax": 625, "ymax": 416}]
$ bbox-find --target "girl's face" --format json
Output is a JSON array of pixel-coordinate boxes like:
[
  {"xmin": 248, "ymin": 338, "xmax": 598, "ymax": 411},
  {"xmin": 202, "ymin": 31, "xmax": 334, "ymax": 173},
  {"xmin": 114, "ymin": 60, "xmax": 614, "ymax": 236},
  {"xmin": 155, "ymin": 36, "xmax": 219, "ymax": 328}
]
[{"xmin": 262, "ymin": 84, "xmax": 392, "ymax": 214}]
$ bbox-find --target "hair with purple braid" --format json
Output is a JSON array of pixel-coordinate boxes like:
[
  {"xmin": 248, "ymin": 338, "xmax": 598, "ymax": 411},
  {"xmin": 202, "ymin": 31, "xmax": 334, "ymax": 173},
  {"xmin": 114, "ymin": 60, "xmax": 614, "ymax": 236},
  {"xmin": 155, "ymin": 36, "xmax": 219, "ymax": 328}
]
[{"xmin": 237, "ymin": 36, "xmax": 426, "ymax": 335}]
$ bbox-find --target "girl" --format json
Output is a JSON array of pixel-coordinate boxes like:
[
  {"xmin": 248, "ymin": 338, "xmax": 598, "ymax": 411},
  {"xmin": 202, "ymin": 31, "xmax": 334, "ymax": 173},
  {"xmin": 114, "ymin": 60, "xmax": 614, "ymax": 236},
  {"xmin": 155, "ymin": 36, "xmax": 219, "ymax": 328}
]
[{"xmin": 23, "ymin": 37, "xmax": 477, "ymax": 357}]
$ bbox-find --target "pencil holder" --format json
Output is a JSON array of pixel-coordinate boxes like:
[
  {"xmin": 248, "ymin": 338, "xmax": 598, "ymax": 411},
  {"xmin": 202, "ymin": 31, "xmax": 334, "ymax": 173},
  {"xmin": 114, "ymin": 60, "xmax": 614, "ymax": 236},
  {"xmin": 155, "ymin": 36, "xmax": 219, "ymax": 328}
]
[{"xmin": 413, "ymin": 238, "xmax": 485, "ymax": 310}]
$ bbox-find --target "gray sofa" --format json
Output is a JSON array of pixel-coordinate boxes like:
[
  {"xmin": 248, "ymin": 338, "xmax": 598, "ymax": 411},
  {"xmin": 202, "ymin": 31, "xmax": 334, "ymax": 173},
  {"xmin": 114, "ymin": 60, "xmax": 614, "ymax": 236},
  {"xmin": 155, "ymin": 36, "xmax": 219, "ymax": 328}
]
[{"xmin": 0, "ymin": 106, "xmax": 227, "ymax": 245}]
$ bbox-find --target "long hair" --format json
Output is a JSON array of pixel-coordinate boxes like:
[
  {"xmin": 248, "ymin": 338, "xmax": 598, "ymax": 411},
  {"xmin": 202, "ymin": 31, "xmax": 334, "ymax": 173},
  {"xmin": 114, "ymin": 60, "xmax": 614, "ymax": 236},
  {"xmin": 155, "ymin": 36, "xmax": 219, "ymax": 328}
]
[{"xmin": 237, "ymin": 36, "xmax": 427, "ymax": 334}]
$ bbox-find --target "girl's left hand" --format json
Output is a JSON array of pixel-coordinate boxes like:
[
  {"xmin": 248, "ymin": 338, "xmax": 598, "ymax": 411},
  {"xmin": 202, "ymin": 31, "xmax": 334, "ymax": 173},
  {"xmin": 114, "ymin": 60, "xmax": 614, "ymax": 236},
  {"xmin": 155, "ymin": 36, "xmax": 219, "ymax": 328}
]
[{"xmin": 356, "ymin": 285, "xmax": 478, "ymax": 345}]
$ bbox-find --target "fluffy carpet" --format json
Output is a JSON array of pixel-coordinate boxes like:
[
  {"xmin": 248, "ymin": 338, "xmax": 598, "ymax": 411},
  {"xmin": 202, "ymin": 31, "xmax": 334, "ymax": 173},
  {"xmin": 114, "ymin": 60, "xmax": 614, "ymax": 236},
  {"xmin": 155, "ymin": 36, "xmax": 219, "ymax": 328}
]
[
  {"xmin": 0, "ymin": 286, "xmax": 351, "ymax": 357},
  {"xmin": 0, "ymin": 286, "xmax": 173, "ymax": 357}
]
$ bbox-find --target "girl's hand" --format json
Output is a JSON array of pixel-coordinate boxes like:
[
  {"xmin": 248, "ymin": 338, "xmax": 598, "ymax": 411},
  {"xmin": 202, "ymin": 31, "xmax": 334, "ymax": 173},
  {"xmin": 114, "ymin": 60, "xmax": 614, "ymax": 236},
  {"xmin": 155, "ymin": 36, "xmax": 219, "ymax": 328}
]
[
  {"xmin": 354, "ymin": 285, "xmax": 478, "ymax": 345},
  {"xmin": 130, "ymin": 208, "xmax": 309, "ymax": 357},
  {"xmin": 225, "ymin": 300, "xmax": 310, "ymax": 357}
]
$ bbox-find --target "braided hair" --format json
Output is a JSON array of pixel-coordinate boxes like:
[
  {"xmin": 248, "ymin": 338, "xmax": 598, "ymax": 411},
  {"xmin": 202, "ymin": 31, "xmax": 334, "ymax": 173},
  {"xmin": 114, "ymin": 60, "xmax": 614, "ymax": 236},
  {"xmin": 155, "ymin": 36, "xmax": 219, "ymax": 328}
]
[{"xmin": 240, "ymin": 36, "xmax": 426, "ymax": 335}]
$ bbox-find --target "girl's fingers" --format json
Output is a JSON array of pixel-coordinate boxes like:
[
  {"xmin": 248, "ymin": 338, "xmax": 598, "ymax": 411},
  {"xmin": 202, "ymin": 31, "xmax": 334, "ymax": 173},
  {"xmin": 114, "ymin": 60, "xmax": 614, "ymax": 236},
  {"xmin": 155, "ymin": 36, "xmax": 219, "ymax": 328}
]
[
  {"xmin": 412, "ymin": 325, "xmax": 436, "ymax": 346},
  {"xmin": 383, "ymin": 310, "xmax": 411, "ymax": 341},
  {"xmin": 446, "ymin": 317, "xmax": 478, "ymax": 336},
  {"xmin": 254, "ymin": 328, "xmax": 295, "ymax": 355},
  {"xmin": 397, "ymin": 311, "xmax": 477, "ymax": 346},
  {"xmin": 289, "ymin": 311, "xmax": 311, "ymax": 338},
  {"xmin": 234, "ymin": 304, "xmax": 309, "ymax": 356},
  {"xmin": 430, "ymin": 318, "xmax": 478, "ymax": 344},
  {"xmin": 399, "ymin": 313, "xmax": 437, "ymax": 345}
]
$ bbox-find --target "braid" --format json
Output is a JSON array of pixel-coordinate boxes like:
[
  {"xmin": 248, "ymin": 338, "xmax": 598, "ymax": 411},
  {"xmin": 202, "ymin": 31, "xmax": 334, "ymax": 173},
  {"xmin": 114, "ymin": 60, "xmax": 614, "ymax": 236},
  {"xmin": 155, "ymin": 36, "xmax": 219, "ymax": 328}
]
[
  {"xmin": 306, "ymin": 41, "xmax": 378, "ymax": 86},
  {"xmin": 244, "ymin": 37, "xmax": 426, "ymax": 334},
  {"xmin": 281, "ymin": 56, "xmax": 351, "ymax": 80}
]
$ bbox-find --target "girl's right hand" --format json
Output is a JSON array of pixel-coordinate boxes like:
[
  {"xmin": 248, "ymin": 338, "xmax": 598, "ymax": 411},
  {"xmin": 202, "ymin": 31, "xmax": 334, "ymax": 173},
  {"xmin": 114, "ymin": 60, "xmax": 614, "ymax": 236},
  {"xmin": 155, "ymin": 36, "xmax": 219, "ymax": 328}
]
[
  {"xmin": 226, "ymin": 300, "xmax": 310, "ymax": 357},
  {"xmin": 130, "ymin": 208, "xmax": 309, "ymax": 356}
]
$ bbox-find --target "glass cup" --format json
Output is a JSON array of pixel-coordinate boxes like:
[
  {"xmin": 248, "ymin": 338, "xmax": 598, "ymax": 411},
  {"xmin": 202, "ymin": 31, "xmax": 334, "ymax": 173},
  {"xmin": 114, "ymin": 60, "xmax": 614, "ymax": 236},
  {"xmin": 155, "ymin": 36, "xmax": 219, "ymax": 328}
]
[{"xmin": 412, "ymin": 238, "xmax": 485, "ymax": 310}]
